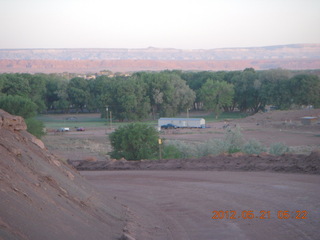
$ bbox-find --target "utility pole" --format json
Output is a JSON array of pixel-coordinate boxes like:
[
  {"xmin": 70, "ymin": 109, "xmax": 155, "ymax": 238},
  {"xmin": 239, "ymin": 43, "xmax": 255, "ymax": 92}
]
[
  {"xmin": 187, "ymin": 108, "xmax": 190, "ymax": 127},
  {"xmin": 110, "ymin": 111, "xmax": 112, "ymax": 129},
  {"xmin": 106, "ymin": 106, "xmax": 108, "ymax": 132}
]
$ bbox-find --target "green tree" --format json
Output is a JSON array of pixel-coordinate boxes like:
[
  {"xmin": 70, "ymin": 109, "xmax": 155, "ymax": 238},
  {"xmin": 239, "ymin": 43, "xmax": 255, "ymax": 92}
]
[
  {"xmin": 89, "ymin": 76, "xmax": 115, "ymax": 118},
  {"xmin": 0, "ymin": 75, "xmax": 6, "ymax": 95},
  {"xmin": 289, "ymin": 74, "xmax": 320, "ymax": 107},
  {"xmin": 137, "ymin": 72, "xmax": 195, "ymax": 118},
  {"xmin": 105, "ymin": 77, "xmax": 151, "ymax": 121},
  {"xmin": 0, "ymin": 95, "xmax": 37, "ymax": 119},
  {"xmin": 25, "ymin": 74, "xmax": 47, "ymax": 112},
  {"xmin": 45, "ymin": 76, "xmax": 62, "ymax": 110},
  {"xmin": 109, "ymin": 123, "xmax": 159, "ymax": 160},
  {"xmin": 25, "ymin": 118, "xmax": 45, "ymax": 138},
  {"xmin": 199, "ymin": 80, "xmax": 234, "ymax": 119},
  {"xmin": 181, "ymin": 71, "xmax": 241, "ymax": 111},
  {"xmin": 88, "ymin": 76, "xmax": 112, "ymax": 115},
  {"xmin": 232, "ymin": 68, "xmax": 266, "ymax": 112},
  {"xmin": 171, "ymin": 76, "xmax": 196, "ymax": 115},
  {"xmin": 53, "ymin": 79, "xmax": 70, "ymax": 113},
  {"xmin": 2, "ymin": 74, "xmax": 31, "ymax": 97},
  {"xmin": 0, "ymin": 95, "xmax": 45, "ymax": 138},
  {"xmin": 258, "ymin": 69, "xmax": 292, "ymax": 109},
  {"xmin": 1, "ymin": 73, "xmax": 47, "ymax": 112},
  {"xmin": 67, "ymin": 77, "xmax": 90, "ymax": 113}
]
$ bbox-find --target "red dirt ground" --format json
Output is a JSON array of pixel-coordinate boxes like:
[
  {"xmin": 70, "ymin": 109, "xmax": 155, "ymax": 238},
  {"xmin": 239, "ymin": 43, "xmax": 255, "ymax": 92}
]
[
  {"xmin": 161, "ymin": 109, "xmax": 320, "ymax": 148},
  {"xmin": 2, "ymin": 109, "xmax": 320, "ymax": 240},
  {"xmin": 82, "ymin": 170, "xmax": 320, "ymax": 240}
]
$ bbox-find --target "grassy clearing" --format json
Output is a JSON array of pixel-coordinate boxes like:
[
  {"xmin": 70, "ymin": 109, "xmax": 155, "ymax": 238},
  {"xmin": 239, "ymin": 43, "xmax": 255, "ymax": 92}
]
[
  {"xmin": 38, "ymin": 111, "xmax": 247, "ymax": 130},
  {"xmin": 37, "ymin": 113, "xmax": 160, "ymax": 129},
  {"xmin": 43, "ymin": 134, "xmax": 112, "ymax": 161},
  {"xmin": 190, "ymin": 111, "xmax": 248, "ymax": 122},
  {"xmin": 37, "ymin": 114, "xmax": 106, "ymax": 129}
]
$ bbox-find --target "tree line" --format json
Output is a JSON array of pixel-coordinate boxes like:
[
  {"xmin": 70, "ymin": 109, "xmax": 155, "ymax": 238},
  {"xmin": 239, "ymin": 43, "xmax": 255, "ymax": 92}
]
[{"xmin": 0, "ymin": 69, "xmax": 319, "ymax": 121}]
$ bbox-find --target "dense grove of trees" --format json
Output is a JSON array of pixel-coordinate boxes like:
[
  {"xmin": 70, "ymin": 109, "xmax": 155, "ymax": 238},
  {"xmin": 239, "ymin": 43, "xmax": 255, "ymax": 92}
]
[{"xmin": 0, "ymin": 69, "xmax": 319, "ymax": 121}]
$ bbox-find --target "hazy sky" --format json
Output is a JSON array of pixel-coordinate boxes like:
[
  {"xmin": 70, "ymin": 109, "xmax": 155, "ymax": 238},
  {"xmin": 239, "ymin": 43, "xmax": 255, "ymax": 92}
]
[{"xmin": 1, "ymin": 0, "xmax": 319, "ymax": 49}]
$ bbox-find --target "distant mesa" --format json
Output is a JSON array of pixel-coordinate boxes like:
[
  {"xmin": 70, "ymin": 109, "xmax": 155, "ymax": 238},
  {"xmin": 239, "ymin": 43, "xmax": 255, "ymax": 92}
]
[{"xmin": 0, "ymin": 44, "xmax": 319, "ymax": 73}]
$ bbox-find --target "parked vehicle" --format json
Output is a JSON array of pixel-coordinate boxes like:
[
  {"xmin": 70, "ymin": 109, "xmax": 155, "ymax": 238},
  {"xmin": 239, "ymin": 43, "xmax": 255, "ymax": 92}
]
[
  {"xmin": 56, "ymin": 127, "xmax": 70, "ymax": 132},
  {"xmin": 161, "ymin": 123, "xmax": 178, "ymax": 129},
  {"xmin": 159, "ymin": 118, "xmax": 206, "ymax": 129},
  {"xmin": 76, "ymin": 127, "xmax": 85, "ymax": 131}
]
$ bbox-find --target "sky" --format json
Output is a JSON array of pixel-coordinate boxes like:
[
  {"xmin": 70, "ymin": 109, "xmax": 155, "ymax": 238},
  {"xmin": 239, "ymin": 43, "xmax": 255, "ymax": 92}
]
[{"xmin": 0, "ymin": 0, "xmax": 319, "ymax": 49}]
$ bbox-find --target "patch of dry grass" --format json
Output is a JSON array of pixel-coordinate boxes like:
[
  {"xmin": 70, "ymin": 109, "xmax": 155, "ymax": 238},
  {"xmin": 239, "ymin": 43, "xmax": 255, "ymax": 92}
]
[{"xmin": 43, "ymin": 134, "xmax": 112, "ymax": 160}]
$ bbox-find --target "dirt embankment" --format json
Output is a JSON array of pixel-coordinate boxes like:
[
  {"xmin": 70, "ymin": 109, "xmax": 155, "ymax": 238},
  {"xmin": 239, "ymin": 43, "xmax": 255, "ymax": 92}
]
[
  {"xmin": 69, "ymin": 151, "xmax": 320, "ymax": 175},
  {"xmin": 0, "ymin": 110, "xmax": 129, "ymax": 240}
]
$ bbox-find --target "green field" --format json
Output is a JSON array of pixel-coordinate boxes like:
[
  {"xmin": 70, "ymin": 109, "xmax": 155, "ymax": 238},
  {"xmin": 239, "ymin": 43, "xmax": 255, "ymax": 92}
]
[
  {"xmin": 37, "ymin": 114, "xmax": 108, "ymax": 129},
  {"xmin": 194, "ymin": 111, "xmax": 248, "ymax": 122},
  {"xmin": 37, "ymin": 111, "xmax": 247, "ymax": 130}
]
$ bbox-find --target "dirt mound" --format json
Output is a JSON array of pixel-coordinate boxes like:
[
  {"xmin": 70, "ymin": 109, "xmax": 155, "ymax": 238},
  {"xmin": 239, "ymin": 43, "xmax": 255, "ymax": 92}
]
[
  {"xmin": 237, "ymin": 109, "xmax": 320, "ymax": 124},
  {"xmin": 0, "ymin": 110, "xmax": 127, "ymax": 240},
  {"xmin": 69, "ymin": 152, "xmax": 320, "ymax": 175}
]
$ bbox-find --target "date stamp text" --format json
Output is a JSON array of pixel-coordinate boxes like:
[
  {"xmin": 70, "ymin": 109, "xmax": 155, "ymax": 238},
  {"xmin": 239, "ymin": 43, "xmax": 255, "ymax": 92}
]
[{"xmin": 211, "ymin": 210, "xmax": 308, "ymax": 220}]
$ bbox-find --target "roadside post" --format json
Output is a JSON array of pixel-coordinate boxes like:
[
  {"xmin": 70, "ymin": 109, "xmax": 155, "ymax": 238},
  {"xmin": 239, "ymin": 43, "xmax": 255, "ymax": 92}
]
[
  {"xmin": 158, "ymin": 138, "xmax": 162, "ymax": 160},
  {"xmin": 105, "ymin": 106, "xmax": 108, "ymax": 133},
  {"xmin": 110, "ymin": 111, "xmax": 112, "ymax": 129}
]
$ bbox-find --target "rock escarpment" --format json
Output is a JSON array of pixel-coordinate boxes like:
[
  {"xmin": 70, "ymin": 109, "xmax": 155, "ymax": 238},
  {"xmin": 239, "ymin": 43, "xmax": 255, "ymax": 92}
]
[{"xmin": 0, "ymin": 110, "xmax": 126, "ymax": 240}]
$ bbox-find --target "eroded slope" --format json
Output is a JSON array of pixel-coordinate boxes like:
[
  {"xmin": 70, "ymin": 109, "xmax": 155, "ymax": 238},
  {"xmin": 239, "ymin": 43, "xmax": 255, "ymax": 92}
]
[{"xmin": 0, "ymin": 110, "xmax": 125, "ymax": 240}]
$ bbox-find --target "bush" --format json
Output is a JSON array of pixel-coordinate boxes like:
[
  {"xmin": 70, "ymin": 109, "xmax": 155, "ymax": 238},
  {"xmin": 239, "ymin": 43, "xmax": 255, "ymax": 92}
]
[
  {"xmin": 162, "ymin": 144, "xmax": 182, "ymax": 159},
  {"xmin": 109, "ymin": 123, "xmax": 159, "ymax": 160},
  {"xmin": 224, "ymin": 126, "xmax": 244, "ymax": 153},
  {"xmin": 195, "ymin": 141, "xmax": 215, "ymax": 157},
  {"xmin": 242, "ymin": 139, "xmax": 266, "ymax": 154},
  {"xmin": 198, "ymin": 139, "xmax": 229, "ymax": 156},
  {"xmin": 25, "ymin": 118, "xmax": 45, "ymax": 138},
  {"xmin": 163, "ymin": 127, "xmax": 246, "ymax": 158},
  {"xmin": 165, "ymin": 140, "xmax": 196, "ymax": 158},
  {"xmin": 269, "ymin": 142, "xmax": 289, "ymax": 155},
  {"xmin": 163, "ymin": 127, "xmax": 285, "ymax": 158}
]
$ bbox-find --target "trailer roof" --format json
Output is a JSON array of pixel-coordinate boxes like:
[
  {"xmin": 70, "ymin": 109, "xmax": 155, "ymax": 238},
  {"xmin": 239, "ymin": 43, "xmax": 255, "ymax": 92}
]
[{"xmin": 159, "ymin": 118, "xmax": 205, "ymax": 121}]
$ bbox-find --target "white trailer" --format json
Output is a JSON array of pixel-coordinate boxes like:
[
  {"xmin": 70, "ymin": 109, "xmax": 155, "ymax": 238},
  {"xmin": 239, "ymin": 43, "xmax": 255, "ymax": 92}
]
[{"xmin": 158, "ymin": 118, "xmax": 206, "ymax": 129}]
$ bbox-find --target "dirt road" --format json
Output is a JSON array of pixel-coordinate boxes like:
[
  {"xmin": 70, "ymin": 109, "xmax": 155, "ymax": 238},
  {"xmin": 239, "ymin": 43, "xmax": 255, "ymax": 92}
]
[{"xmin": 82, "ymin": 171, "xmax": 320, "ymax": 240}]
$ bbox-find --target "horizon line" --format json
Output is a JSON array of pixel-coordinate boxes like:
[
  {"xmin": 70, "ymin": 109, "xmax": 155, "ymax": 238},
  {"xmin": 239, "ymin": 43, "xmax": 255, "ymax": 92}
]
[{"xmin": 1, "ymin": 43, "xmax": 319, "ymax": 51}]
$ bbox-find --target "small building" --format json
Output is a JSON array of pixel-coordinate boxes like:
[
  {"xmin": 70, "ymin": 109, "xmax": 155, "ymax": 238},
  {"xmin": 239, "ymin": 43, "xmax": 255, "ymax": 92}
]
[
  {"xmin": 301, "ymin": 116, "xmax": 317, "ymax": 125},
  {"xmin": 158, "ymin": 118, "xmax": 206, "ymax": 129}
]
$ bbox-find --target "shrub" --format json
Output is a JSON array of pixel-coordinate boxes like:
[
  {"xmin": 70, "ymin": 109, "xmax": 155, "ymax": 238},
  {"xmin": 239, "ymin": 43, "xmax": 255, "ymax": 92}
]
[
  {"xmin": 165, "ymin": 140, "xmax": 196, "ymax": 158},
  {"xmin": 109, "ymin": 123, "xmax": 159, "ymax": 160},
  {"xmin": 242, "ymin": 139, "xmax": 266, "ymax": 154},
  {"xmin": 164, "ymin": 138, "xmax": 232, "ymax": 158},
  {"xmin": 195, "ymin": 141, "xmax": 215, "ymax": 157},
  {"xmin": 200, "ymin": 139, "xmax": 230, "ymax": 156},
  {"xmin": 224, "ymin": 126, "xmax": 244, "ymax": 153},
  {"xmin": 162, "ymin": 127, "xmax": 277, "ymax": 158},
  {"xmin": 163, "ymin": 127, "xmax": 246, "ymax": 158},
  {"xmin": 25, "ymin": 118, "xmax": 45, "ymax": 138},
  {"xmin": 162, "ymin": 144, "xmax": 182, "ymax": 159},
  {"xmin": 269, "ymin": 142, "xmax": 289, "ymax": 155}
]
